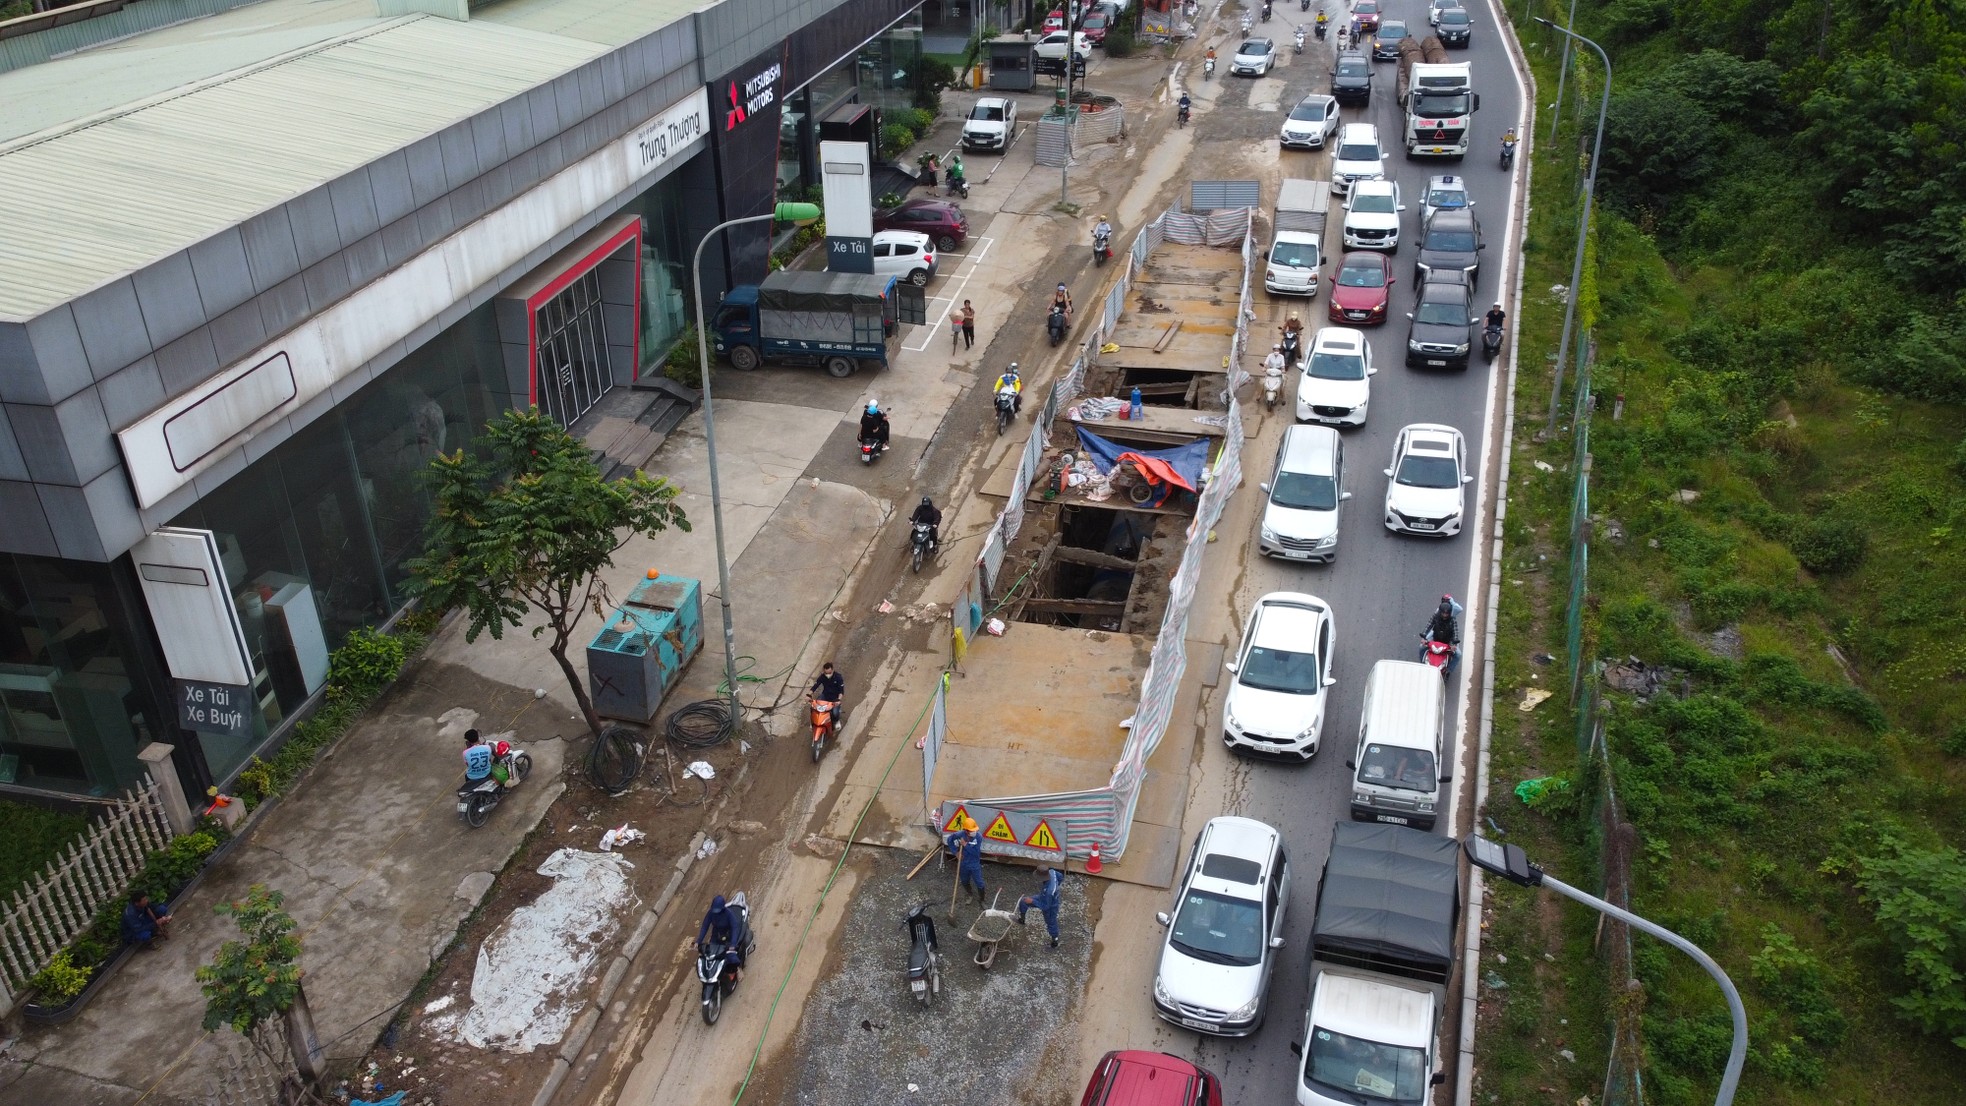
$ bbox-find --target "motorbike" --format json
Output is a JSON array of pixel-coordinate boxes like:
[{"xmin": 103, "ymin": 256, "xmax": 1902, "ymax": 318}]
[
  {"xmin": 994, "ymin": 389, "xmax": 1018, "ymax": 434},
  {"xmin": 947, "ymin": 172, "xmax": 969, "ymax": 199},
  {"xmin": 1421, "ymin": 637, "xmax": 1456, "ymax": 680},
  {"xmin": 1177, "ymin": 101, "xmax": 1191, "ymax": 128},
  {"xmin": 1047, "ymin": 305, "xmax": 1068, "ymax": 346},
  {"xmin": 807, "ymin": 694, "xmax": 840, "ymax": 761},
  {"xmin": 1281, "ymin": 326, "xmax": 1302, "ymax": 367},
  {"xmin": 1482, "ymin": 322, "xmax": 1504, "ymax": 362},
  {"xmin": 1500, "ymin": 138, "xmax": 1517, "ymax": 170},
  {"xmin": 910, "ymin": 521, "xmax": 935, "ymax": 574},
  {"xmin": 1261, "ymin": 0, "xmax": 1273, "ymax": 22},
  {"xmin": 1315, "ymin": 17, "xmax": 1327, "ymax": 39},
  {"xmin": 904, "ymin": 903, "xmax": 941, "ymax": 1006},
  {"xmin": 1204, "ymin": 55, "xmax": 1216, "ymax": 78},
  {"xmin": 697, "ymin": 892, "xmax": 755, "ymax": 1025},
  {"xmin": 1302, "ymin": 0, "xmax": 1310, "ymax": 10},
  {"xmin": 456, "ymin": 745, "xmax": 532, "ymax": 828},
  {"xmin": 1294, "ymin": 27, "xmax": 1306, "ymax": 53},
  {"xmin": 1093, "ymin": 229, "xmax": 1113, "ymax": 265},
  {"xmin": 859, "ymin": 432, "xmax": 887, "ymax": 464},
  {"xmin": 1262, "ymin": 362, "xmax": 1285, "ymax": 411},
  {"xmin": 1240, "ymin": 12, "xmax": 1252, "ymax": 33}
]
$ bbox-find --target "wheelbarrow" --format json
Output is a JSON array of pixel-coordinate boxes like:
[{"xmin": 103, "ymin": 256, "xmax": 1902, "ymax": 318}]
[{"xmin": 965, "ymin": 890, "xmax": 1018, "ymax": 969}]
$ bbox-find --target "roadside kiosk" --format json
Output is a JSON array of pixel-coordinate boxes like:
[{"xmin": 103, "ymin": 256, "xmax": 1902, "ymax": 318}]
[{"xmin": 987, "ymin": 35, "xmax": 1037, "ymax": 91}]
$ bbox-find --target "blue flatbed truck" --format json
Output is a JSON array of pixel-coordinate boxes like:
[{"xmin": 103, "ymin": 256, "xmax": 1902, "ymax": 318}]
[{"xmin": 711, "ymin": 270, "xmax": 927, "ymax": 378}]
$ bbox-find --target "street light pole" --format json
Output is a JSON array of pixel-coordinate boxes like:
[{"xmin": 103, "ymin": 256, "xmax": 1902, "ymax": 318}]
[
  {"xmin": 1546, "ymin": 0, "xmax": 1579, "ymax": 143},
  {"xmin": 1535, "ymin": 18, "xmax": 1611, "ymax": 434},
  {"xmin": 1465, "ymin": 836, "xmax": 1747, "ymax": 1106},
  {"xmin": 690, "ymin": 202, "xmax": 823, "ymax": 719}
]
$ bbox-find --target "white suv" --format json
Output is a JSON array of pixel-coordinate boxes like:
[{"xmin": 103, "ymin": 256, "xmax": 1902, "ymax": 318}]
[
  {"xmin": 1153, "ymin": 816, "xmax": 1290, "ymax": 1035},
  {"xmin": 1329, "ymin": 124, "xmax": 1389, "ymax": 195},
  {"xmin": 1260, "ymin": 426, "xmax": 1351, "ymax": 563},
  {"xmin": 1222, "ymin": 592, "xmax": 1337, "ymax": 758},
  {"xmin": 1342, "ymin": 179, "xmax": 1404, "ymax": 252},
  {"xmin": 1383, "ymin": 423, "xmax": 1472, "ymax": 537},
  {"xmin": 961, "ymin": 97, "xmax": 1016, "ymax": 151},
  {"xmin": 1296, "ymin": 327, "xmax": 1375, "ymax": 427}
]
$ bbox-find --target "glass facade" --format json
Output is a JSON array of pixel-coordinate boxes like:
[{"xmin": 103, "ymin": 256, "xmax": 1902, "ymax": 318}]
[
  {"xmin": 0, "ymin": 556, "xmax": 164, "ymax": 795},
  {"xmin": 774, "ymin": 20, "xmax": 925, "ymax": 199},
  {"xmin": 625, "ymin": 174, "xmax": 691, "ymax": 372}
]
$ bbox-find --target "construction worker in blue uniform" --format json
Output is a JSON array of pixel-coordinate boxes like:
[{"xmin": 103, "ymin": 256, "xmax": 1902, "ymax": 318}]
[{"xmin": 943, "ymin": 816, "xmax": 987, "ymax": 903}]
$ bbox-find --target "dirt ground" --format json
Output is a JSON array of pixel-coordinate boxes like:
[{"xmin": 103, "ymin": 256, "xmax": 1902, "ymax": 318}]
[{"xmin": 352, "ymin": 720, "xmax": 758, "ymax": 1104}]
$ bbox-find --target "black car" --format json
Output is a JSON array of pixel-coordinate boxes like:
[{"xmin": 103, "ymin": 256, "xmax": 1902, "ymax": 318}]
[
  {"xmin": 1372, "ymin": 20, "xmax": 1410, "ymax": 61},
  {"xmin": 1436, "ymin": 8, "xmax": 1472, "ymax": 46},
  {"xmin": 1416, "ymin": 207, "xmax": 1484, "ymax": 287},
  {"xmin": 1331, "ymin": 52, "xmax": 1373, "ymax": 105},
  {"xmin": 1405, "ymin": 272, "xmax": 1478, "ymax": 370}
]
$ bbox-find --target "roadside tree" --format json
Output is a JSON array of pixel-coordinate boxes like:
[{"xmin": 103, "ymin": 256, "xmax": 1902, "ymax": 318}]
[{"xmin": 406, "ymin": 407, "xmax": 690, "ymax": 737}]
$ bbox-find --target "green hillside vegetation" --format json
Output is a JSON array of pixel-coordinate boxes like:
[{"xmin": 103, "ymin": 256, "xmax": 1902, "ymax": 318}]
[{"xmin": 1479, "ymin": 2, "xmax": 1966, "ymax": 1104}]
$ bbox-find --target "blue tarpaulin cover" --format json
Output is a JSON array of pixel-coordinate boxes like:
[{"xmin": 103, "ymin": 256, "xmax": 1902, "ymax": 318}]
[{"xmin": 1074, "ymin": 427, "xmax": 1211, "ymax": 494}]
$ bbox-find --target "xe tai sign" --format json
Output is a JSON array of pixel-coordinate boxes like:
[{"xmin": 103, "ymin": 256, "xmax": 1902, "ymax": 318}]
[
  {"xmin": 724, "ymin": 61, "xmax": 782, "ymax": 131},
  {"xmin": 177, "ymin": 679, "xmax": 254, "ymax": 741}
]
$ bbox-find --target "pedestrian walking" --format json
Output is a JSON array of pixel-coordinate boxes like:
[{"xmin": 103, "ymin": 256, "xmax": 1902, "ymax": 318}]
[
  {"xmin": 961, "ymin": 300, "xmax": 976, "ymax": 349},
  {"xmin": 950, "ymin": 312, "xmax": 963, "ymax": 351},
  {"xmin": 1015, "ymin": 867, "xmax": 1064, "ymax": 948},
  {"xmin": 943, "ymin": 817, "xmax": 987, "ymax": 903}
]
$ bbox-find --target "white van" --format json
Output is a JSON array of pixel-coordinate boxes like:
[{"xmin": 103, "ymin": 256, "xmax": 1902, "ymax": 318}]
[{"xmin": 1347, "ymin": 660, "xmax": 1448, "ymax": 830}]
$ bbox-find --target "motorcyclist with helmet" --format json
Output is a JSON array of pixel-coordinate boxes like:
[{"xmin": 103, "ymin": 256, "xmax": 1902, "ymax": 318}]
[
  {"xmin": 859, "ymin": 401, "xmax": 891, "ymax": 454},
  {"xmin": 995, "ymin": 363, "xmax": 1024, "ymax": 415},
  {"xmin": 698, "ymin": 895, "xmax": 748, "ymax": 983},
  {"xmin": 911, "ymin": 496, "xmax": 944, "ymax": 552},
  {"xmin": 1420, "ymin": 595, "xmax": 1464, "ymax": 674}
]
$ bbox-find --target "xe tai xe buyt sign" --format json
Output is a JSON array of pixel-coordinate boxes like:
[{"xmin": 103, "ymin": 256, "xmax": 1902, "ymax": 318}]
[
  {"xmin": 724, "ymin": 61, "xmax": 782, "ymax": 130},
  {"xmin": 177, "ymin": 678, "xmax": 254, "ymax": 741}
]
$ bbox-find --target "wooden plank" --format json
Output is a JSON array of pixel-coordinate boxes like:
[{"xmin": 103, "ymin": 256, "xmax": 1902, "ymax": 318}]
[
  {"xmin": 905, "ymin": 843, "xmax": 942, "ymax": 880},
  {"xmin": 1050, "ymin": 545, "xmax": 1144, "ymax": 572},
  {"xmin": 1153, "ymin": 319, "xmax": 1184, "ymax": 353},
  {"xmin": 1018, "ymin": 598, "xmax": 1128, "ymax": 616}
]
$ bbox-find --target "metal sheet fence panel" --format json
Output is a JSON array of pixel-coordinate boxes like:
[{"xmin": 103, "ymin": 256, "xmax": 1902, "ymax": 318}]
[
  {"xmin": 923, "ymin": 678, "xmax": 948, "ymax": 823},
  {"xmin": 1189, "ymin": 180, "xmax": 1262, "ymax": 211},
  {"xmin": 1075, "ymin": 105, "xmax": 1126, "ymax": 145},
  {"xmin": 1034, "ymin": 116, "xmax": 1072, "ymax": 167},
  {"xmin": 980, "ymin": 525, "xmax": 1007, "ymax": 592}
]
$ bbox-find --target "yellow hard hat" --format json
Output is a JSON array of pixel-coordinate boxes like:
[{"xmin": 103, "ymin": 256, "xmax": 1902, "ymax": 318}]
[{"xmin": 962, "ymin": 816, "xmax": 978, "ymax": 831}]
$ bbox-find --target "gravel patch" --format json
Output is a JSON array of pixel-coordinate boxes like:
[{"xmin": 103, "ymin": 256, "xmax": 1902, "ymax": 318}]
[{"xmin": 783, "ymin": 847, "xmax": 1094, "ymax": 1106}]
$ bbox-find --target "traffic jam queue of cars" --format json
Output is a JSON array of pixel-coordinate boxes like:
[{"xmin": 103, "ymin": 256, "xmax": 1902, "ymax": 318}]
[{"xmin": 1096, "ymin": 4, "xmax": 1506, "ymax": 1106}]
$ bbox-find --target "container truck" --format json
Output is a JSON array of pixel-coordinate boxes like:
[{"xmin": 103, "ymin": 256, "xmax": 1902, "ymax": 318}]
[{"xmin": 1398, "ymin": 38, "xmax": 1478, "ymax": 158}]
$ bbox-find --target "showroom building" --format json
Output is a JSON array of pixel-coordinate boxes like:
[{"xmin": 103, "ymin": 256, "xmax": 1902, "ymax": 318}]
[{"xmin": 0, "ymin": 0, "xmax": 925, "ymax": 800}]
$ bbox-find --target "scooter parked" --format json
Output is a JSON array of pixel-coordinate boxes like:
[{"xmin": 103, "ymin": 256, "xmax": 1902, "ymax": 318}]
[{"xmin": 904, "ymin": 904, "xmax": 941, "ymax": 1006}]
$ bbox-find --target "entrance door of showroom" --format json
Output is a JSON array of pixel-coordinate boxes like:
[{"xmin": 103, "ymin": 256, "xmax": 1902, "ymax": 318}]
[{"xmin": 534, "ymin": 268, "xmax": 615, "ymax": 426}]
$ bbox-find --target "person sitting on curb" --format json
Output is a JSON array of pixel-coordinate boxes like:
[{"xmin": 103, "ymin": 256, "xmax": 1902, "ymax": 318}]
[{"xmin": 121, "ymin": 890, "xmax": 172, "ymax": 950}]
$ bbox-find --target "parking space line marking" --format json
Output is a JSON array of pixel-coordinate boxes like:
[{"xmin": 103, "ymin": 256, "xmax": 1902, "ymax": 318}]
[{"xmin": 902, "ymin": 235, "xmax": 997, "ymax": 352}]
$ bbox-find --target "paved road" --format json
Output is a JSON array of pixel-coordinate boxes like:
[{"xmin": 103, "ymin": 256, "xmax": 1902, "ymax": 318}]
[{"xmin": 1177, "ymin": 2, "xmax": 1527, "ymax": 1102}]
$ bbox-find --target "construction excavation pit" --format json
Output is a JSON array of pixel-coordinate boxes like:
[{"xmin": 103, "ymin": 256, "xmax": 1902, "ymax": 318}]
[{"xmin": 1001, "ymin": 505, "xmax": 1173, "ymax": 631}]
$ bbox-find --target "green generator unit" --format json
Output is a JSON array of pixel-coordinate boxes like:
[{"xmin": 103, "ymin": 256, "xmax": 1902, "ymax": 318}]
[{"xmin": 586, "ymin": 574, "xmax": 703, "ymax": 723}]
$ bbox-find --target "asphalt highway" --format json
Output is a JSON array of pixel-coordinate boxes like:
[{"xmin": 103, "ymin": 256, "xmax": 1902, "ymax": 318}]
[{"xmin": 1177, "ymin": 2, "xmax": 1527, "ymax": 1100}]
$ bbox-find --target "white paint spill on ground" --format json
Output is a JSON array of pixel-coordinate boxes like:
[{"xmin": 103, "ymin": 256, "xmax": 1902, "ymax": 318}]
[{"xmin": 454, "ymin": 849, "xmax": 638, "ymax": 1052}]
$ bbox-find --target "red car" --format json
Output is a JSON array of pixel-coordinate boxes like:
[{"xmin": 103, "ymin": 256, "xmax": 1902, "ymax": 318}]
[
  {"xmin": 873, "ymin": 199, "xmax": 968, "ymax": 252},
  {"xmin": 1082, "ymin": 10, "xmax": 1110, "ymax": 43},
  {"xmin": 1328, "ymin": 250, "xmax": 1397, "ymax": 325},
  {"xmin": 1351, "ymin": 0, "xmax": 1384, "ymax": 32},
  {"xmin": 1079, "ymin": 1051, "xmax": 1224, "ymax": 1106}
]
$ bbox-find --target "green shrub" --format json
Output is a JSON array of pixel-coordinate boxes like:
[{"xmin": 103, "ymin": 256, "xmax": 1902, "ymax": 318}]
[
  {"xmin": 902, "ymin": 107, "xmax": 935, "ymax": 135},
  {"xmin": 1855, "ymin": 840, "xmax": 1966, "ymax": 1048},
  {"xmin": 0, "ymin": 801, "xmax": 88, "ymax": 903},
  {"xmin": 1789, "ymin": 513, "xmax": 1868, "ymax": 574},
  {"xmin": 131, "ymin": 831, "xmax": 221, "ymax": 905},
  {"xmin": 394, "ymin": 606, "xmax": 444, "ymax": 637},
  {"xmin": 879, "ymin": 123, "xmax": 916, "ymax": 159},
  {"xmin": 1104, "ymin": 16, "xmax": 1138, "ymax": 57},
  {"xmin": 328, "ymin": 627, "xmax": 407, "ymax": 701},
  {"xmin": 29, "ymin": 950, "xmax": 91, "ymax": 1004},
  {"xmin": 662, "ymin": 325, "xmax": 707, "ymax": 387}
]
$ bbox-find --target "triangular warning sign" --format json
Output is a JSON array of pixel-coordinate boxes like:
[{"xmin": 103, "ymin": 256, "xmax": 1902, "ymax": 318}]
[
  {"xmin": 982, "ymin": 812, "xmax": 1018, "ymax": 843},
  {"xmin": 942, "ymin": 805, "xmax": 970, "ymax": 833},
  {"xmin": 1025, "ymin": 820, "xmax": 1059, "ymax": 851}
]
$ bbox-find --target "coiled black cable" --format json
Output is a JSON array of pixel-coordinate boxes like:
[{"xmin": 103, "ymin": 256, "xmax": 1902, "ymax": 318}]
[
  {"xmin": 588, "ymin": 723, "xmax": 644, "ymax": 795},
  {"xmin": 667, "ymin": 697, "xmax": 738, "ymax": 749}
]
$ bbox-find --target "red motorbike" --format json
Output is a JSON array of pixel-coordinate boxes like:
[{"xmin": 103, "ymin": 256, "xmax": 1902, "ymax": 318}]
[
  {"xmin": 807, "ymin": 696, "xmax": 841, "ymax": 762},
  {"xmin": 1421, "ymin": 637, "xmax": 1456, "ymax": 680}
]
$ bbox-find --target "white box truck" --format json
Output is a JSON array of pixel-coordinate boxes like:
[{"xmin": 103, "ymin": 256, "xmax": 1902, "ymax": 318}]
[
  {"xmin": 1347, "ymin": 659, "xmax": 1449, "ymax": 830},
  {"xmin": 1266, "ymin": 179, "xmax": 1331, "ymax": 297},
  {"xmin": 1292, "ymin": 822, "xmax": 1460, "ymax": 1106}
]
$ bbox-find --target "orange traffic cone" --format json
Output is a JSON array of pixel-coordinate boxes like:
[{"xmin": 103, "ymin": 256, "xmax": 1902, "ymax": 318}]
[{"xmin": 1086, "ymin": 842, "xmax": 1103, "ymax": 875}]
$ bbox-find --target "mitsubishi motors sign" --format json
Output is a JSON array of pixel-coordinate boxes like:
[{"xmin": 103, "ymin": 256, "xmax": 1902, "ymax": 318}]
[{"xmin": 725, "ymin": 62, "xmax": 783, "ymax": 131}]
